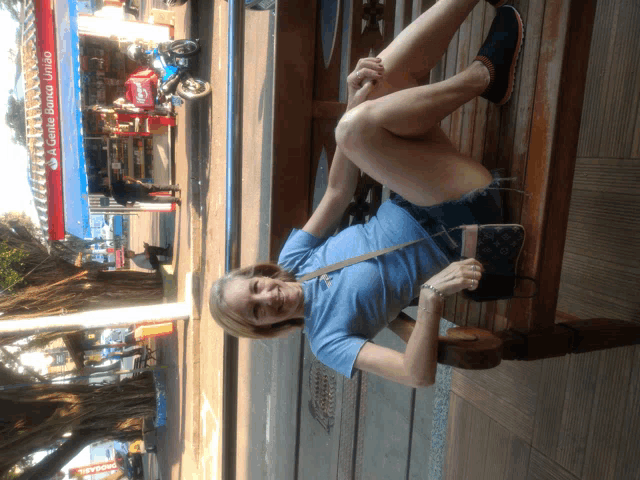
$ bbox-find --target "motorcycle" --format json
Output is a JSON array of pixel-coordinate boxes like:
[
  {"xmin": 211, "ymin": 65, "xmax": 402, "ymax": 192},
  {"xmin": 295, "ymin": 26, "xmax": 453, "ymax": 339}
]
[
  {"xmin": 115, "ymin": 451, "xmax": 144, "ymax": 480},
  {"xmin": 126, "ymin": 39, "xmax": 212, "ymax": 104}
]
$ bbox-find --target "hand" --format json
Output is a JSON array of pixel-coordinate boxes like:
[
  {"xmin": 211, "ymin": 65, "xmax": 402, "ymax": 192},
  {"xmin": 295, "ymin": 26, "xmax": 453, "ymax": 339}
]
[
  {"xmin": 346, "ymin": 57, "xmax": 384, "ymax": 110},
  {"xmin": 422, "ymin": 258, "xmax": 484, "ymax": 298}
]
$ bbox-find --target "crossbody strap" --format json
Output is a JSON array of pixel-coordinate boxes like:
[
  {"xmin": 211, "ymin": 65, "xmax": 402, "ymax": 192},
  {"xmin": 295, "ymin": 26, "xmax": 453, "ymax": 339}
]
[
  {"xmin": 298, "ymin": 224, "xmax": 473, "ymax": 282},
  {"xmin": 298, "ymin": 237, "xmax": 428, "ymax": 282}
]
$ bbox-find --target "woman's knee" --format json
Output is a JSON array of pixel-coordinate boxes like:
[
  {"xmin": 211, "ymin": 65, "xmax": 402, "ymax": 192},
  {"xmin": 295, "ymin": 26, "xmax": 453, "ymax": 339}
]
[{"xmin": 335, "ymin": 101, "xmax": 379, "ymax": 154}]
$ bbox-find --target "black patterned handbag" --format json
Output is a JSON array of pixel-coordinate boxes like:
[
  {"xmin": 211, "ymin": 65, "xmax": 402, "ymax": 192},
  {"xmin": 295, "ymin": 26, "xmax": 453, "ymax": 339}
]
[{"xmin": 460, "ymin": 224, "xmax": 536, "ymax": 301}]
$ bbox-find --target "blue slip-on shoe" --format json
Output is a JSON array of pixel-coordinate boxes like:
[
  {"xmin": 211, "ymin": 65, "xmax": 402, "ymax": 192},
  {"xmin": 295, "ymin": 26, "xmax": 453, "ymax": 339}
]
[{"xmin": 474, "ymin": 5, "xmax": 524, "ymax": 105}]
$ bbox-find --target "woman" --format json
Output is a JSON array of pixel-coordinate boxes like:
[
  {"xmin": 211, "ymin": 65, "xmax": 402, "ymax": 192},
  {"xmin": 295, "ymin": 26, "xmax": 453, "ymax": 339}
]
[{"xmin": 210, "ymin": 0, "xmax": 523, "ymax": 387}]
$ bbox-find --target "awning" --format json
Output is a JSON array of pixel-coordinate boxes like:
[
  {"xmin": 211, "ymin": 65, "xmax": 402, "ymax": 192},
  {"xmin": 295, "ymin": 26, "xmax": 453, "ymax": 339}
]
[
  {"xmin": 22, "ymin": 0, "xmax": 89, "ymax": 241},
  {"xmin": 55, "ymin": 0, "xmax": 90, "ymax": 239}
]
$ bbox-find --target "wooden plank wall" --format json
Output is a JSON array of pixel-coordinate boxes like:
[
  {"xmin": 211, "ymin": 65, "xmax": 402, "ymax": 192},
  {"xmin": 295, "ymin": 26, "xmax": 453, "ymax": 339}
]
[
  {"xmin": 446, "ymin": 0, "xmax": 640, "ymax": 478},
  {"xmin": 556, "ymin": 0, "xmax": 640, "ymax": 322}
]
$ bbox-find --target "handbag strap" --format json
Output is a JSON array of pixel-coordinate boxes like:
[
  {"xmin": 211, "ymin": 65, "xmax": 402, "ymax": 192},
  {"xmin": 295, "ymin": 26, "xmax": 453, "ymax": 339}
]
[{"xmin": 298, "ymin": 237, "xmax": 428, "ymax": 282}]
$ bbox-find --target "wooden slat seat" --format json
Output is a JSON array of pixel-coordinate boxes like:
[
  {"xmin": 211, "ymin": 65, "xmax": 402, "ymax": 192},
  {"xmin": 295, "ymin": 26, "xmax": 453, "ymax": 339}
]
[{"xmin": 270, "ymin": 0, "xmax": 640, "ymax": 370}]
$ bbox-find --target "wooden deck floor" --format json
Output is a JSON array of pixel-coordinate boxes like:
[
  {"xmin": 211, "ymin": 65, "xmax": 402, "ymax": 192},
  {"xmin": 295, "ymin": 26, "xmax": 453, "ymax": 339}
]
[
  {"xmin": 250, "ymin": 0, "xmax": 640, "ymax": 478},
  {"xmin": 444, "ymin": 0, "xmax": 640, "ymax": 478}
]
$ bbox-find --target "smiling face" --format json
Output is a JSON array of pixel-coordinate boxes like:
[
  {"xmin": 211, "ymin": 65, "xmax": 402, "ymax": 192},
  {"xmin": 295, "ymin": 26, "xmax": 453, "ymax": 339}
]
[{"xmin": 223, "ymin": 276, "xmax": 305, "ymax": 327}]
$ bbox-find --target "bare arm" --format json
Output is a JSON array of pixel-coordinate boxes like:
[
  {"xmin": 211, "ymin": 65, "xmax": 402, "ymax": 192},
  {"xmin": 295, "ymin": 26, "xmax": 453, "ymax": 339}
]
[
  {"xmin": 354, "ymin": 292, "xmax": 443, "ymax": 387},
  {"xmin": 301, "ymin": 146, "xmax": 360, "ymax": 239},
  {"xmin": 354, "ymin": 258, "xmax": 484, "ymax": 387},
  {"xmin": 302, "ymin": 57, "xmax": 382, "ymax": 239}
]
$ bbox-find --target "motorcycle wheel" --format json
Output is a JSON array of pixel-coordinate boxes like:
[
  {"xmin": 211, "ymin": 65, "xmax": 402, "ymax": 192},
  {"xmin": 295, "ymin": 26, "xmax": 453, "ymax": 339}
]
[
  {"xmin": 177, "ymin": 78, "xmax": 212, "ymax": 100},
  {"xmin": 168, "ymin": 39, "xmax": 199, "ymax": 58}
]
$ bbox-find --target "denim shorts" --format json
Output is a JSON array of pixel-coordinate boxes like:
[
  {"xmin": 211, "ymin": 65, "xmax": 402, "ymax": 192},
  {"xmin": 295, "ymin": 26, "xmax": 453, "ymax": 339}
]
[{"xmin": 389, "ymin": 171, "xmax": 505, "ymax": 263}]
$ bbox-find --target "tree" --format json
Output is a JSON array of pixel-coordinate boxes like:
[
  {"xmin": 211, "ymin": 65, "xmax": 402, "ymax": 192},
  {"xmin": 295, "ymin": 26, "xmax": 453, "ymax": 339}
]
[
  {"xmin": 0, "ymin": 241, "xmax": 26, "ymax": 291},
  {"xmin": 0, "ymin": 454, "xmax": 35, "ymax": 480},
  {"xmin": 0, "ymin": 364, "xmax": 155, "ymax": 480},
  {"xmin": 5, "ymin": 95, "xmax": 25, "ymax": 147},
  {"xmin": 0, "ymin": 215, "xmax": 163, "ymax": 329},
  {"xmin": 0, "ymin": 0, "xmax": 20, "ymax": 22}
]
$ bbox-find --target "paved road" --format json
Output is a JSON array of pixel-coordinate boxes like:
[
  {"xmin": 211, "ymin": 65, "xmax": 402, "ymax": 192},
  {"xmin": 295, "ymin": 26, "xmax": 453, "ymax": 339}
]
[{"xmin": 141, "ymin": 1, "xmax": 277, "ymax": 478}]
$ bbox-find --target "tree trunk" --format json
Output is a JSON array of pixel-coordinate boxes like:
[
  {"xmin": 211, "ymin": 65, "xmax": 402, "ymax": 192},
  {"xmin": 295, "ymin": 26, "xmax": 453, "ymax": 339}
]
[
  {"xmin": 15, "ymin": 434, "xmax": 96, "ymax": 480},
  {"xmin": 0, "ymin": 373, "xmax": 154, "ymax": 477}
]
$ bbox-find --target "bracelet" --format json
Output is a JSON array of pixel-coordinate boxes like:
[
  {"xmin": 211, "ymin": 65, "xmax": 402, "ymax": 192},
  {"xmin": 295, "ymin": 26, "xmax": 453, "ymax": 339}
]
[
  {"xmin": 421, "ymin": 283, "xmax": 445, "ymax": 300},
  {"xmin": 418, "ymin": 306, "xmax": 442, "ymax": 314}
]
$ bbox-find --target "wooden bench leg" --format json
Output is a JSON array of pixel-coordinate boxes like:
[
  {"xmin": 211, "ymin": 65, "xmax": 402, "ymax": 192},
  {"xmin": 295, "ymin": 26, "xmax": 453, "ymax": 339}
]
[
  {"xmin": 388, "ymin": 312, "xmax": 504, "ymax": 370},
  {"xmin": 498, "ymin": 318, "xmax": 640, "ymax": 361},
  {"xmin": 388, "ymin": 314, "xmax": 640, "ymax": 369}
]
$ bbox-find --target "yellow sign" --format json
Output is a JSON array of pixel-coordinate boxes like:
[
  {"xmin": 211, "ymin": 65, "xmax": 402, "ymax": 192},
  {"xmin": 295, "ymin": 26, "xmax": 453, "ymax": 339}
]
[{"xmin": 129, "ymin": 440, "xmax": 142, "ymax": 454}]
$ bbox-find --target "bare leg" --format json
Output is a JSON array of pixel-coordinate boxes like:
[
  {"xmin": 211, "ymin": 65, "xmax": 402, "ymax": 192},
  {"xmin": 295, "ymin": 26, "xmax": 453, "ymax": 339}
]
[
  {"xmin": 368, "ymin": 0, "xmax": 482, "ymax": 100},
  {"xmin": 357, "ymin": 0, "xmax": 487, "ymax": 150},
  {"xmin": 336, "ymin": 62, "xmax": 492, "ymax": 206}
]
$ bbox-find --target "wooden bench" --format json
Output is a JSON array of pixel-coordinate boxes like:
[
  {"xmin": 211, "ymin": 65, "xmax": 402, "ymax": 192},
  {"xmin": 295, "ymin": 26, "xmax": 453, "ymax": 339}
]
[{"xmin": 270, "ymin": 0, "xmax": 640, "ymax": 369}]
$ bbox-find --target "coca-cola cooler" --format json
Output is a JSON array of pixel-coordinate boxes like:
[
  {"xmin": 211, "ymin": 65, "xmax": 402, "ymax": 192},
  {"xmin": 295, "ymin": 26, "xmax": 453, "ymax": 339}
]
[{"xmin": 125, "ymin": 67, "xmax": 158, "ymax": 109}]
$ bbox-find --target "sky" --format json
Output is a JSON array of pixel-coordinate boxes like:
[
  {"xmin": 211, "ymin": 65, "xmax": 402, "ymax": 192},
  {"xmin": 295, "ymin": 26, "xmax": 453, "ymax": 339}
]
[{"xmin": 0, "ymin": 10, "xmax": 38, "ymax": 221}]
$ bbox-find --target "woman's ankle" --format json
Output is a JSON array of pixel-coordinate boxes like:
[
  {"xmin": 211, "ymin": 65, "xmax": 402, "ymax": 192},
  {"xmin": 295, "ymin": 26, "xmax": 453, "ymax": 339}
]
[{"xmin": 466, "ymin": 61, "xmax": 492, "ymax": 95}]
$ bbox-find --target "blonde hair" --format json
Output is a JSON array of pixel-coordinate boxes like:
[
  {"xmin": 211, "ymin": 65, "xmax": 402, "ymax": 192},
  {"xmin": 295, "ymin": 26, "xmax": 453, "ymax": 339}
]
[{"xmin": 209, "ymin": 263, "xmax": 304, "ymax": 339}]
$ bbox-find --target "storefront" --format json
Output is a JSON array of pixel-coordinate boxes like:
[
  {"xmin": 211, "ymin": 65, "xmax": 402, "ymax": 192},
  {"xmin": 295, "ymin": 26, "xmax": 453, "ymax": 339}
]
[{"xmin": 23, "ymin": 0, "xmax": 177, "ymax": 242}]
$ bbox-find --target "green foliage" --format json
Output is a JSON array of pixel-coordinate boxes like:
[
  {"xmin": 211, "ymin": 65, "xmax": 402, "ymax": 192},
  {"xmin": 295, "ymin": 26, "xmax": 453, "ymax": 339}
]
[
  {"xmin": 0, "ymin": 241, "xmax": 26, "ymax": 292},
  {"xmin": 5, "ymin": 95, "xmax": 25, "ymax": 147}
]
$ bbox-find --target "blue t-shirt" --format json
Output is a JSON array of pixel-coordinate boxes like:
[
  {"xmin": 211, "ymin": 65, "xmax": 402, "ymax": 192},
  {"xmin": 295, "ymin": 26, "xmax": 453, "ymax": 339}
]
[{"xmin": 277, "ymin": 200, "xmax": 450, "ymax": 378}]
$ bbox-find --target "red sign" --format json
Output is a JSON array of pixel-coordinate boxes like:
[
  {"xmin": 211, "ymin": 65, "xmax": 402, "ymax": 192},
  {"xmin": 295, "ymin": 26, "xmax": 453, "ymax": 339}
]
[
  {"xmin": 34, "ymin": 0, "xmax": 65, "ymax": 240},
  {"xmin": 69, "ymin": 461, "xmax": 119, "ymax": 476}
]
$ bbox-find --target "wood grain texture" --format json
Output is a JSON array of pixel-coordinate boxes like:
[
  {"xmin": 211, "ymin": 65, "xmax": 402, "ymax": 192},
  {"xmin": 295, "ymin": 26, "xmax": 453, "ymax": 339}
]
[
  {"xmin": 564, "ymin": 183, "xmax": 640, "ymax": 235},
  {"xmin": 451, "ymin": 369, "xmax": 534, "ymax": 442},
  {"xmin": 480, "ymin": 419, "xmax": 511, "ymax": 480},
  {"xmin": 613, "ymin": 346, "xmax": 640, "ymax": 480},
  {"xmin": 444, "ymin": 393, "xmax": 472, "ymax": 480},
  {"xmin": 559, "ymin": 251, "xmax": 640, "ymax": 305},
  {"xmin": 596, "ymin": 0, "xmax": 640, "ymax": 159},
  {"xmin": 576, "ymin": 0, "xmax": 621, "ymax": 158},
  {"xmin": 554, "ymin": 351, "xmax": 600, "ymax": 476},
  {"xmin": 503, "ymin": 433, "xmax": 531, "ymax": 480},
  {"xmin": 459, "ymin": 1, "xmax": 486, "ymax": 158},
  {"xmin": 526, "ymin": 448, "xmax": 580, "ymax": 480},
  {"xmin": 631, "ymin": 99, "xmax": 640, "ymax": 158},
  {"xmin": 532, "ymin": 355, "xmax": 571, "ymax": 457},
  {"xmin": 570, "ymin": 157, "xmax": 640, "ymax": 195},
  {"xmin": 509, "ymin": 0, "xmax": 597, "ymax": 330},
  {"xmin": 465, "ymin": 405, "xmax": 492, "ymax": 480},
  {"xmin": 503, "ymin": 0, "xmax": 546, "ymax": 223},
  {"xmin": 557, "ymin": 283, "xmax": 640, "ymax": 322},
  {"xmin": 455, "ymin": 359, "xmax": 540, "ymax": 418},
  {"xmin": 563, "ymin": 220, "xmax": 640, "ymax": 271},
  {"xmin": 582, "ymin": 345, "xmax": 636, "ymax": 480}
]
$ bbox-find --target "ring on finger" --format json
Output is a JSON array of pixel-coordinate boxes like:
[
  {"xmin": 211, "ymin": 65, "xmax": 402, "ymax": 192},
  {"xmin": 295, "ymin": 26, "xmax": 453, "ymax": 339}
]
[
  {"xmin": 356, "ymin": 71, "xmax": 362, "ymax": 80},
  {"xmin": 472, "ymin": 264, "xmax": 476, "ymax": 272}
]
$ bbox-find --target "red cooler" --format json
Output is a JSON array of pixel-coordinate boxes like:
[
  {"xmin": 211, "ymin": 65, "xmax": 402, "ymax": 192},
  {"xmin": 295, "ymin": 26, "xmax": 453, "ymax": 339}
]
[{"xmin": 125, "ymin": 67, "xmax": 158, "ymax": 108}]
